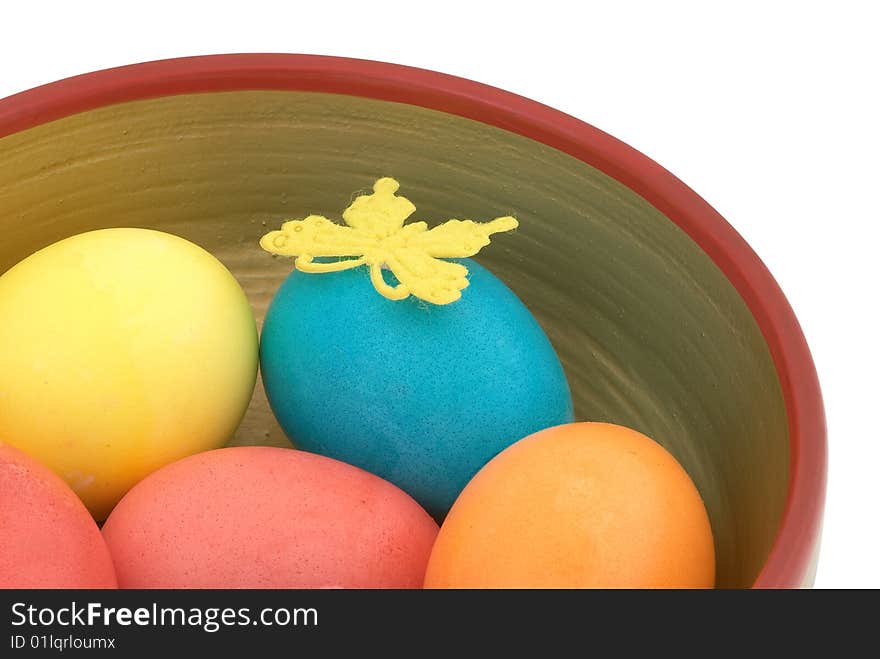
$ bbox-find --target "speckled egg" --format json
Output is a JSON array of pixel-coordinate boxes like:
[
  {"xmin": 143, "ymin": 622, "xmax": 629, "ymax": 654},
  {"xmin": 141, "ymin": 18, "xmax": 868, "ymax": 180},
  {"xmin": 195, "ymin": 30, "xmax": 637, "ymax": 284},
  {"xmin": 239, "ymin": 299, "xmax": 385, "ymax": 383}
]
[
  {"xmin": 0, "ymin": 443, "xmax": 117, "ymax": 588},
  {"xmin": 260, "ymin": 258, "xmax": 574, "ymax": 519},
  {"xmin": 101, "ymin": 446, "xmax": 439, "ymax": 588},
  {"xmin": 0, "ymin": 228, "xmax": 259, "ymax": 519},
  {"xmin": 424, "ymin": 422, "xmax": 716, "ymax": 588}
]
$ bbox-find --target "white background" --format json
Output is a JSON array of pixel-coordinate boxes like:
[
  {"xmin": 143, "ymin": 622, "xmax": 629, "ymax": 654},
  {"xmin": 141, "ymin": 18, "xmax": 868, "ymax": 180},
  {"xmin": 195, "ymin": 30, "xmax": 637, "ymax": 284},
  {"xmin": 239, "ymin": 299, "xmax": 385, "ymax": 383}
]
[{"xmin": 1, "ymin": 1, "xmax": 876, "ymax": 588}]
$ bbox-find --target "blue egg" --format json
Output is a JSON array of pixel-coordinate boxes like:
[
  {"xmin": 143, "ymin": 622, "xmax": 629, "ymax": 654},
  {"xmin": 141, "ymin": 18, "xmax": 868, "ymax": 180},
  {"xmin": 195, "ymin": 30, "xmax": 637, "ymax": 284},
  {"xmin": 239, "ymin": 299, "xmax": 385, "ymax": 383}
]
[{"xmin": 260, "ymin": 258, "xmax": 574, "ymax": 519}]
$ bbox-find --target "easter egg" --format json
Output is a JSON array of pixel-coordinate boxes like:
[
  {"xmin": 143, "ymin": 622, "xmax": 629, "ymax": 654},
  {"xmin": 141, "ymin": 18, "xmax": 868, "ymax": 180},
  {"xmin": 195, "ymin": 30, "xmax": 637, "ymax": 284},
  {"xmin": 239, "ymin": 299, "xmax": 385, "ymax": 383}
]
[
  {"xmin": 424, "ymin": 422, "xmax": 715, "ymax": 588},
  {"xmin": 0, "ymin": 443, "xmax": 117, "ymax": 588},
  {"xmin": 0, "ymin": 228, "xmax": 258, "ymax": 519},
  {"xmin": 260, "ymin": 258, "xmax": 574, "ymax": 519},
  {"xmin": 102, "ymin": 446, "xmax": 438, "ymax": 588}
]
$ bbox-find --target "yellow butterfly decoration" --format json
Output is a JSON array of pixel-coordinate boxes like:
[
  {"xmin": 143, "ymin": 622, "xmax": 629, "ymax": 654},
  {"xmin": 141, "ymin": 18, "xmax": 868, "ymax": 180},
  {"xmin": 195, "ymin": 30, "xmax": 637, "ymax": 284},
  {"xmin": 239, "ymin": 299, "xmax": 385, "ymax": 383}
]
[{"xmin": 259, "ymin": 178, "xmax": 518, "ymax": 305}]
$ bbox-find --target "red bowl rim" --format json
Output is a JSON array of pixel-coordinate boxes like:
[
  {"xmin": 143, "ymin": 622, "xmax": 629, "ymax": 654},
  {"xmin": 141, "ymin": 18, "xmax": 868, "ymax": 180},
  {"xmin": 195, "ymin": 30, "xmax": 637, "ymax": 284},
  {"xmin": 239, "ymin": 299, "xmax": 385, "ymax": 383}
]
[{"xmin": 0, "ymin": 54, "xmax": 827, "ymax": 587}]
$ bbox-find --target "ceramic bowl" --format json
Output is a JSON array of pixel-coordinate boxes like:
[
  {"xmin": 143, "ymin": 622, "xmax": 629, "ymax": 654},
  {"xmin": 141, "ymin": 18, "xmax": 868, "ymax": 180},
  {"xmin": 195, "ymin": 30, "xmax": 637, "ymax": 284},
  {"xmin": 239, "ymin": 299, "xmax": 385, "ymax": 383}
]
[{"xmin": 0, "ymin": 54, "xmax": 826, "ymax": 587}]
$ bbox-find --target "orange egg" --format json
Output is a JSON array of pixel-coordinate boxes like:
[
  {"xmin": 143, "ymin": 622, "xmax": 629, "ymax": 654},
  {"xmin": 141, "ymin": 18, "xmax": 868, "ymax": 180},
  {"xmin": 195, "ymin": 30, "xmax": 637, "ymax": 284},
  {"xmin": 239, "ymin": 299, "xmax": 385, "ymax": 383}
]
[
  {"xmin": 424, "ymin": 422, "xmax": 715, "ymax": 588},
  {"xmin": 0, "ymin": 443, "xmax": 117, "ymax": 588}
]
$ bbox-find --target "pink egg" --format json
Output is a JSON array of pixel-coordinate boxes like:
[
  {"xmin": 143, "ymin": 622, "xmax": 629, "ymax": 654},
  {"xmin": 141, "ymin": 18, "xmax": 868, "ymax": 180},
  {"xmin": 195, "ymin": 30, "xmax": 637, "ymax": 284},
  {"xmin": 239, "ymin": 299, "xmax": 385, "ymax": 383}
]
[
  {"xmin": 102, "ymin": 447, "xmax": 439, "ymax": 588},
  {"xmin": 0, "ymin": 443, "xmax": 117, "ymax": 588}
]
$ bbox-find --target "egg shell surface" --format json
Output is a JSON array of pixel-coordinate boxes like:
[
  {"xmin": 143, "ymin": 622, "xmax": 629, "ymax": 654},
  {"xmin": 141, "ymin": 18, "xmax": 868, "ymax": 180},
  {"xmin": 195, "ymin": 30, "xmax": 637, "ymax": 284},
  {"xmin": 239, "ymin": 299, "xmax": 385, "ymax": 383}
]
[
  {"xmin": 0, "ymin": 443, "xmax": 117, "ymax": 588},
  {"xmin": 0, "ymin": 228, "xmax": 259, "ymax": 519},
  {"xmin": 259, "ymin": 258, "xmax": 574, "ymax": 520},
  {"xmin": 424, "ymin": 422, "xmax": 716, "ymax": 588},
  {"xmin": 101, "ymin": 446, "xmax": 439, "ymax": 588}
]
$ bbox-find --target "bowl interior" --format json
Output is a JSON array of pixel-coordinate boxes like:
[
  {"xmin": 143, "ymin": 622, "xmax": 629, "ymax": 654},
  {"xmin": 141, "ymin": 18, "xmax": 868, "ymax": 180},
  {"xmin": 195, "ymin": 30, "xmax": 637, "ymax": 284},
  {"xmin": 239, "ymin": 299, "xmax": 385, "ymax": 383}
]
[{"xmin": 0, "ymin": 90, "xmax": 789, "ymax": 587}]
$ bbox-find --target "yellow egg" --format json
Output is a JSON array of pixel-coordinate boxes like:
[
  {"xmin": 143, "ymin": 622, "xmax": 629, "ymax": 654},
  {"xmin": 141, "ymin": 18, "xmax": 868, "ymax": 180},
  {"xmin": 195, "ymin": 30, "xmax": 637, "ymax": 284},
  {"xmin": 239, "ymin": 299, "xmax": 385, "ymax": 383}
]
[{"xmin": 0, "ymin": 228, "xmax": 258, "ymax": 519}]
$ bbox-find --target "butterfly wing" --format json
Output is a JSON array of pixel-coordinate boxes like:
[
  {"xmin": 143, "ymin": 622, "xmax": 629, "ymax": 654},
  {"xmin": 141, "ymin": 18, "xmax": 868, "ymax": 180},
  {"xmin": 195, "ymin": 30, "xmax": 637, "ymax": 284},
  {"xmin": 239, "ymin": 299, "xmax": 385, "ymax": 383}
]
[
  {"xmin": 260, "ymin": 215, "xmax": 378, "ymax": 273},
  {"xmin": 407, "ymin": 217, "xmax": 518, "ymax": 258},
  {"xmin": 260, "ymin": 215, "xmax": 375, "ymax": 257},
  {"xmin": 385, "ymin": 247, "xmax": 470, "ymax": 305}
]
